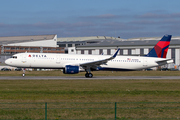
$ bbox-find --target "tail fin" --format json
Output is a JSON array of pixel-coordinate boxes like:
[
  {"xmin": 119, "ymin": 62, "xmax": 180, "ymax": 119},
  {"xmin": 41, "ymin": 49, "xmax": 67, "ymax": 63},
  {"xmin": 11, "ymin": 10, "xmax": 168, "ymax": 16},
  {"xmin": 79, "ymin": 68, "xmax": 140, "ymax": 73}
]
[{"xmin": 146, "ymin": 35, "xmax": 172, "ymax": 58}]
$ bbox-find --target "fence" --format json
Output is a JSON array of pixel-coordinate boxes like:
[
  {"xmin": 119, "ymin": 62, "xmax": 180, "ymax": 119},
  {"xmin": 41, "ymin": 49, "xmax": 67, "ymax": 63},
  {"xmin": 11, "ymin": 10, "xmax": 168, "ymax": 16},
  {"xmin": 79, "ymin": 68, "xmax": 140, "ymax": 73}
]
[{"xmin": 0, "ymin": 102, "xmax": 180, "ymax": 120}]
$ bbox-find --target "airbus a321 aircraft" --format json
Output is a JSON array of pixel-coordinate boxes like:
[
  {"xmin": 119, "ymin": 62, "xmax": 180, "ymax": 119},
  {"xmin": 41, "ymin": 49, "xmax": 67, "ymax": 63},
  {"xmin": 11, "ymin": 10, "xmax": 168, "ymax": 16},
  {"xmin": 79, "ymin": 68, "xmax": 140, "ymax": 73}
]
[{"xmin": 5, "ymin": 35, "xmax": 173, "ymax": 78}]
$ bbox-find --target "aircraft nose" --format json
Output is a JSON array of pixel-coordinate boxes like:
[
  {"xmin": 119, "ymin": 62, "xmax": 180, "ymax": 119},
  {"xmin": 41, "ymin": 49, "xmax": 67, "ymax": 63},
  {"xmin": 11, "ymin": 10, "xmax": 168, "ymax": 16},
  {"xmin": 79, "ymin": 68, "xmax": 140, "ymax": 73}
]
[{"xmin": 5, "ymin": 59, "xmax": 10, "ymax": 65}]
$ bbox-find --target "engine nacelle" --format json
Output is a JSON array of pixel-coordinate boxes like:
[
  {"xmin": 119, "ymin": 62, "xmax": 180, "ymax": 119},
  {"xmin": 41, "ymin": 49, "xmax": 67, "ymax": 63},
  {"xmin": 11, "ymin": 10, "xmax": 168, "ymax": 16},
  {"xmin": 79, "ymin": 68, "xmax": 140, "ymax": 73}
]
[{"xmin": 63, "ymin": 65, "xmax": 79, "ymax": 74}]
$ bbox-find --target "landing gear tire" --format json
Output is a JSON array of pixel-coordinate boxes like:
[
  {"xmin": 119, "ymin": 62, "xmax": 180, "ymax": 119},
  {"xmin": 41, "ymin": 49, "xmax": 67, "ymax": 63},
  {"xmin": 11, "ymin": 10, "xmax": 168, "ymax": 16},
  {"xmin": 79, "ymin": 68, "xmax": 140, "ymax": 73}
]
[
  {"xmin": 22, "ymin": 73, "xmax": 25, "ymax": 77},
  {"xmin": 85, "ymin": 73, "xmax": 93, "ymax": 78},
  {"xmin": 85, "ymin": 73, "xmax": 89, "ymax": 78},
  {"xmin": 22, "ymin": 68, "xmax": 26, "ymax": 77},
  {"xmin": 88, "ymin": 73, "xmax": 93, "ymax": 78}
]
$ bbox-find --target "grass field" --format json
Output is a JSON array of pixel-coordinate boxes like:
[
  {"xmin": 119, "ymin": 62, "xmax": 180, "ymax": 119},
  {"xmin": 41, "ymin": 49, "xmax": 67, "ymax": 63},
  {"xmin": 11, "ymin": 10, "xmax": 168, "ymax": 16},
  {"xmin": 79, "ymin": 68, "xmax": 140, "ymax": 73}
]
[
  {"xmin": 0, "ymin": 71, "xmax": 180, "ymax": 119},
  {"xmin": 0, "ymin": 70, "xmax": 180, "ymax": 76},
  {"xmin": 1, "ymin": 79, "xmax": 180, "ymax": 103},
  {"xmin": 0, "ymin": 78, "xmax": 180, "ymax": 119}
]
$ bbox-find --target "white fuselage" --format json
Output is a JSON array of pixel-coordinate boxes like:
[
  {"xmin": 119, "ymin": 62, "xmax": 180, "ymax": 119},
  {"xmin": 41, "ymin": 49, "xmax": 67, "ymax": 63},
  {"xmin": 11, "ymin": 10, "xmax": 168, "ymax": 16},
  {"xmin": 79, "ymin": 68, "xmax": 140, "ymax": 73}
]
[{"xmin": 5, "ymin": 53, "xmax": 173, "ymax": 71}]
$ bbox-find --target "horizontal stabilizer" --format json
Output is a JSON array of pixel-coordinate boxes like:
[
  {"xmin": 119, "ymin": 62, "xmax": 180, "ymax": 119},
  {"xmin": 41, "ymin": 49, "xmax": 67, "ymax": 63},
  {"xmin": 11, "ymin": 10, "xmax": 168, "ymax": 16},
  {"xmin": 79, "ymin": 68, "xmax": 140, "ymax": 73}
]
[{"xmin": 156, "ymin": 59, "xmax": 173, "ymax": 65}]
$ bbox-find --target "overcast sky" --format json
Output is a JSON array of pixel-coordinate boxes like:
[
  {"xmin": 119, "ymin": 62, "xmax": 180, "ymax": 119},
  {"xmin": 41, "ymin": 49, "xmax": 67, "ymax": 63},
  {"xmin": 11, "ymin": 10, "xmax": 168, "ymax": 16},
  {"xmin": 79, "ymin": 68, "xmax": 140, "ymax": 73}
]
[{"xmin": 0, "ymin": 0, "xmax": 180, "ymax": 38}]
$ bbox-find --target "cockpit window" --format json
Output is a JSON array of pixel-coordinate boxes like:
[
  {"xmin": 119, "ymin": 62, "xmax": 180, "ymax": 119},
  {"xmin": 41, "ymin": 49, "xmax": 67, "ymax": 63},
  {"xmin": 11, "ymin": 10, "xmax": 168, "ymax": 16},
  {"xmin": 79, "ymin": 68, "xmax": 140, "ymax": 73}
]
[{"xmin": 12, "ymin": 56, "xmax": 17, "ymax": 59}]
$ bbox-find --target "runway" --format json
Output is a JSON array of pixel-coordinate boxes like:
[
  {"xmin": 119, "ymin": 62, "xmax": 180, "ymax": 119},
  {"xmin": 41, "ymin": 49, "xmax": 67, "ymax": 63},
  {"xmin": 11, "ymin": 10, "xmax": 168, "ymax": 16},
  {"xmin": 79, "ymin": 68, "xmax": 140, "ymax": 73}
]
[{"xmin": 0, "ymin": 76, "xmax": 180, "ymax": 80}]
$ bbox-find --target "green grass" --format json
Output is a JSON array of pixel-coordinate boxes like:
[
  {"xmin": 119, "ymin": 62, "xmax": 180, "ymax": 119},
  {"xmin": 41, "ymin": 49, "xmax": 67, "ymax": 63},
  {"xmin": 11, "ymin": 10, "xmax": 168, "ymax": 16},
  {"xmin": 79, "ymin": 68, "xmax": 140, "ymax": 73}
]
[
  {"xmin": 1, "ymin": 80, "xmax": 180, "ymax": 102},
  {"xmin": 0, "ymin": 80, "xmax": 180, "ymax": 119},
  {"xmin": 0, "ymin": 70, "xmax": 180, "ymax": 119},
  {"xmin": 0, "ymin": 70, "xmax": 180, "ymax": 76}
]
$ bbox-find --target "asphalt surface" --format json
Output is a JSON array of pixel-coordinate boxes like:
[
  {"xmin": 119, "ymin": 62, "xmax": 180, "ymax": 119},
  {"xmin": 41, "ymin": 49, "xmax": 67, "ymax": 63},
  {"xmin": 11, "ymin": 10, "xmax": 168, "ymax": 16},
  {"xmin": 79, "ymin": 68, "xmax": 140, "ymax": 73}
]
[{"xmin": 0, "ymin": 76, "xmax": 179, "ymax": 80}]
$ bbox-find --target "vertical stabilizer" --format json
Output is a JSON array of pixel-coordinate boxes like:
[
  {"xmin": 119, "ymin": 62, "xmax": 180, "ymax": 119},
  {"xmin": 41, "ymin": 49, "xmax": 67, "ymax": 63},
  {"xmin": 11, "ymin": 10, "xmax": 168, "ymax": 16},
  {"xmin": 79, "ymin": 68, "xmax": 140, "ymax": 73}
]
[{"xmin": 146, "ymin": 35, "xmax": 172, "ymax": 58}]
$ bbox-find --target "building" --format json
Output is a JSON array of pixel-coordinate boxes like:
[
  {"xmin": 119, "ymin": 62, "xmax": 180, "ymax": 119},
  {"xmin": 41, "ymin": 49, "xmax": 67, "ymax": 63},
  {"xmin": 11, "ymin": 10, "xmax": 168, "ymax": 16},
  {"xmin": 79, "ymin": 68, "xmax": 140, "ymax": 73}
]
[{"xmin": 57, "ymin": 36, "xmax": 122, "ymax": 54}]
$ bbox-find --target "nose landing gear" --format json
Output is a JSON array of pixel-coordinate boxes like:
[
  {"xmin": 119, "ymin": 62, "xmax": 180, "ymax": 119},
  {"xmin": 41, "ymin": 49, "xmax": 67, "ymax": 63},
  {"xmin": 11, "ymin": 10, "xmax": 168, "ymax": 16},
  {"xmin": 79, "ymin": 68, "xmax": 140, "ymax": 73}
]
[
  {"xmin": 22, "ymin": 68, "xmax": 26, "ymax": 77},
  {"xmin": 22, "ymin": 73, "xmax": 25, "ymax": 77}
]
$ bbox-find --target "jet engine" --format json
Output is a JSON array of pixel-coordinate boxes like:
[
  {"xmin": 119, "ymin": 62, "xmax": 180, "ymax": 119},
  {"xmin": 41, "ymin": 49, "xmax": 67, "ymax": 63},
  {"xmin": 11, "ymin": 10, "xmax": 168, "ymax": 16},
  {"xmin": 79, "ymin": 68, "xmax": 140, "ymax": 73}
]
[{"xmin": 63, "ymin": 65, "xmax": 79, "ymax": 74}]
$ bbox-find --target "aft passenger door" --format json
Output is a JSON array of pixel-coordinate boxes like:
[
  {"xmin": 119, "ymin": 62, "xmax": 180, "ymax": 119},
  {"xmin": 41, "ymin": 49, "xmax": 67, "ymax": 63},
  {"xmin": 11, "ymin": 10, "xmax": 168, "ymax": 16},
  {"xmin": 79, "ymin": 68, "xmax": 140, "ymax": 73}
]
[{"xmin": 143, "ymin": 58, "xmax": 148, "ymax": 67}]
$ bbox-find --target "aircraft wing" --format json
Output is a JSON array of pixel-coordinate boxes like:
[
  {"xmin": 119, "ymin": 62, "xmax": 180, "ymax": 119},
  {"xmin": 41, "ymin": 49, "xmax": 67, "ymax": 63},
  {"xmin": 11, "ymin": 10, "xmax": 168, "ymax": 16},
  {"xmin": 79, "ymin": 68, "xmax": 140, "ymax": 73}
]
[{"xmin": 80, "ymin": 48, "xmax": 120, "ymax": 69}]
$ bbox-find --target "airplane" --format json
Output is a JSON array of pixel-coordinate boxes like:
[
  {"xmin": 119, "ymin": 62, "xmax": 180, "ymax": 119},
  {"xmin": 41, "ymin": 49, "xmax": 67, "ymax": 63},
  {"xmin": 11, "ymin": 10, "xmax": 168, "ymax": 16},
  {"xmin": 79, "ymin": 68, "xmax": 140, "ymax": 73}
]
[{"xmin": 5, "ymin": 35, "xmax": 173, "ymax": 78}]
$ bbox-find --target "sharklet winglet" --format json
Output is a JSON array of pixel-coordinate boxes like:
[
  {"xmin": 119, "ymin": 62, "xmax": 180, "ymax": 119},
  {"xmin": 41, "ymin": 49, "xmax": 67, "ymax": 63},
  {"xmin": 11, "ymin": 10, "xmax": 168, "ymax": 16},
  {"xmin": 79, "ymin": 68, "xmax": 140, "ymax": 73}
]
[{"xmin": 112, "ymin": 48, "xmax": 120, "ymax": 58}]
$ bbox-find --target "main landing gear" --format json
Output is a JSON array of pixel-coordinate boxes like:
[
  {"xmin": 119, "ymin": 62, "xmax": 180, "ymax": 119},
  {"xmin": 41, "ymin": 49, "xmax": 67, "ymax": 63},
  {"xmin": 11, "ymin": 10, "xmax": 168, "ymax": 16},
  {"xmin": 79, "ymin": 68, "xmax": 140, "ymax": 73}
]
[
  {"xmin": 85, "ymin": 72, "xmax": 93, "ymax": 78},
  {"xmin": 85, "ymin": 69, "xmax": 93, "ymax": 78}
]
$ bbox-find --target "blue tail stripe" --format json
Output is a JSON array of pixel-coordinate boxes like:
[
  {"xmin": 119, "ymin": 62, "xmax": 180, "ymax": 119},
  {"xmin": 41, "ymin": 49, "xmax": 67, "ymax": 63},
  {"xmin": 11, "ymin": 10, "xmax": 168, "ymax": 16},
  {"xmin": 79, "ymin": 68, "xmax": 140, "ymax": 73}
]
[{"xmin": 161, "ymin": 45, "xmax": 169, "ymax": 58}]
